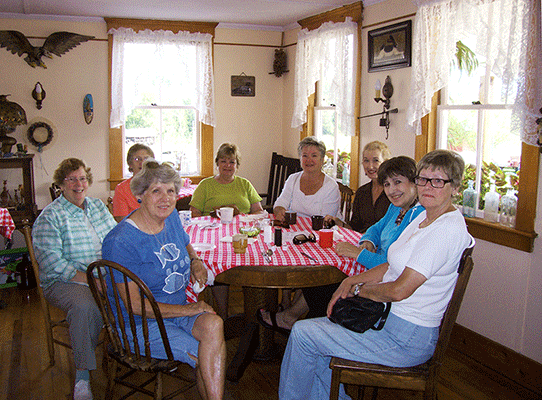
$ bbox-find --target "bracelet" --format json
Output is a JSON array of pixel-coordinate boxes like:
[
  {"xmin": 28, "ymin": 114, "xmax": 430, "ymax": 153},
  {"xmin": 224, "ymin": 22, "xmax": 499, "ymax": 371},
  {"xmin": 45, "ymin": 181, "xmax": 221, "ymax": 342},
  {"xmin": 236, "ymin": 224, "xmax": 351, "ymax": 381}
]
[{"xmin": 190, "ymin": 257, "xmax": 202, "ymax": 265}]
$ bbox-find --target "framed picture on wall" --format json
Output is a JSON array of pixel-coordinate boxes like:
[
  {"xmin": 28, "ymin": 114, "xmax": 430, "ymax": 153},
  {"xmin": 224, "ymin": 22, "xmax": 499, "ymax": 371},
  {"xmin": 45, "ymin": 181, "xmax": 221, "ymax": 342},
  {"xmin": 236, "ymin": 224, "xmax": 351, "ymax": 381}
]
[
  {"xmin": 231, "ymin": 74, "xmax": 255, "ymax": 97},
  {"xmin": 368, "ymin": 20, "xmax": 412, "ymax": 72}
]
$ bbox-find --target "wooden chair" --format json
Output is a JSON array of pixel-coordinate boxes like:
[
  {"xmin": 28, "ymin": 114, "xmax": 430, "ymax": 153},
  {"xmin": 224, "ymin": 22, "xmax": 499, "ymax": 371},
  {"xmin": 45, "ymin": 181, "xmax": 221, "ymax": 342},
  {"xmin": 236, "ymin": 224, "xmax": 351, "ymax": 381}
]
[
  {"xmin": 260, "ymin": 152, "xmax": 301, "ymax": 212},
  {"xmin": 329, "ymin": 242, "xmax": 475, "ymax": 400},
  {"xmin": 22, "ymin": 221, "xmax": 71, "ymax": 366},
  {"xmin": 49, "ymin": 183, "xmax": 62, "ymax": 201},
  {"xmin": 87, "ymin": 259, "xmax": 196, "ymax": 400},
  {"xmin": 106, "ymin": 196, "xmax": 114, "ymax": 215},
  {"xmin": 337, "ymin": 182, "xmax": 354, "ymax": 224}
]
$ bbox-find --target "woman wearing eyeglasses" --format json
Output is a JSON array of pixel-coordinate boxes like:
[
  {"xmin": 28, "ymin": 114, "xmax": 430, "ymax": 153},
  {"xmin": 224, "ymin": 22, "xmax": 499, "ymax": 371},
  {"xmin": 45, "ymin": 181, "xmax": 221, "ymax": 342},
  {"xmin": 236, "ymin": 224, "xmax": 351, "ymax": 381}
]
[
  {"xmin": 278, "ymin": 150, "xmax": 473, "ymax": 399},
  {"xmin": 32, "ymin": 158, "xmax": 117, "ymax": 400},
  {"xmin": 112, "ymin": 143, "xmax": 155, "ymax": 222}
]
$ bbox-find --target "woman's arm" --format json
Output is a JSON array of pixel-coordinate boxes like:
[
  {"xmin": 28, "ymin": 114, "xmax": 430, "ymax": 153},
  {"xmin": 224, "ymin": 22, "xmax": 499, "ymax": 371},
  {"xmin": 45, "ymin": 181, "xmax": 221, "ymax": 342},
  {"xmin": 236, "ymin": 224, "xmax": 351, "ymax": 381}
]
[
  {"xmin": 250, "ymin": 201, "xmax": 264, "ymax": 214},
  {"xmin": 327, "ymin": 263, "xmax": 389, "ymax": 316},
  {"xmin": 190, "ymin": 206, "xmax": 203, "ymax": 218},
  {"xmin": 355, "ymin": 267, "xmax": 427, "ymax": 303},
  {"xmin": 116, "ymin": 280, "xmax": 215, "ymax": 319},
  {"xmin": 186, "ymin": 243, "xmax": 207, "ymax": 287}
]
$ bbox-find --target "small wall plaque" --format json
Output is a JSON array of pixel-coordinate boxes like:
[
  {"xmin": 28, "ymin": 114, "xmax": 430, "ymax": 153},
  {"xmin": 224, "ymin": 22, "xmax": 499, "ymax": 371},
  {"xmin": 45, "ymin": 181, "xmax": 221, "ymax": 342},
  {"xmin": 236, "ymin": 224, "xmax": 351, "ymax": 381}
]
[{"xmin": 231, "ymin": 74, "xmax": 255, "ymax": 97}]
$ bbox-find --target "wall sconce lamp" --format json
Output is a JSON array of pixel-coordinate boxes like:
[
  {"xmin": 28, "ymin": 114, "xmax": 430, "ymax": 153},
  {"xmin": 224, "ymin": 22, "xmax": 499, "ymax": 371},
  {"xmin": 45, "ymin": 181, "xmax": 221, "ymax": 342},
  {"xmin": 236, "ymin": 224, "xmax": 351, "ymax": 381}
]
[
  {"xmin": 359, "ymin": 75, "xmax": 398, "ymax": 139},
  {"xmin": 32, "ymin": 82, "xmax": 46, "ymax": 110}
]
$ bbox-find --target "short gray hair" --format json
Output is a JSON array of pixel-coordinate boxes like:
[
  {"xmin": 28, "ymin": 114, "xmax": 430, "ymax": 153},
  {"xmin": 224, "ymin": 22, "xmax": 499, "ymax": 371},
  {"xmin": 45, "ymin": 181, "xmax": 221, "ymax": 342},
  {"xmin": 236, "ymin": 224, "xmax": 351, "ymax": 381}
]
[
  {"xmin": 298, "ymin": 136, "xmax": 326, "ymax": 158},
  {"xmin": 417, "ymin": 149, "xmax": 465, "ymax": 188},
  {"xmin": 130, "ymin": 160, "xmax": 182, "ymax": 196}
]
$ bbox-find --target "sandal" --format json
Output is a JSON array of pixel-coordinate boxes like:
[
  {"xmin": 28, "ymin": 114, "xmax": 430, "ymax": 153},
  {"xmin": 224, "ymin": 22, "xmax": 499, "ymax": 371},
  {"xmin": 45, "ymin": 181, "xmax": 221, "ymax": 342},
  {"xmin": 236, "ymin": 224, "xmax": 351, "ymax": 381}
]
[{"xmin": 256, "ymin": 309, "xmax": 291, "ymax": 336}]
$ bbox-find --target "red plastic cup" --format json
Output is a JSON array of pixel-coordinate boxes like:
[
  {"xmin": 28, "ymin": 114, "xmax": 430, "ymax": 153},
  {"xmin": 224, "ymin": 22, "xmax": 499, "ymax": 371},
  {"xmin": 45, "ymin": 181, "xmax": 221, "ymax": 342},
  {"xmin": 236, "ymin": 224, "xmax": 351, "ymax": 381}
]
[{"xmin": 319, "ymin": 229, "xmax": 333, "ymax": 248}]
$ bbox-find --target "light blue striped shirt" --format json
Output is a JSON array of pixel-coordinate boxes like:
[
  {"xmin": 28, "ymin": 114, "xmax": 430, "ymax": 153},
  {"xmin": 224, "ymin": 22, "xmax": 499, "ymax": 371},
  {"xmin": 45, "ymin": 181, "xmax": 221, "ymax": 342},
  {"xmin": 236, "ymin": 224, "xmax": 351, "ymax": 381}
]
[{"xmin": 32, "ymin": 195, "xmax": 117, "ymax": 288}]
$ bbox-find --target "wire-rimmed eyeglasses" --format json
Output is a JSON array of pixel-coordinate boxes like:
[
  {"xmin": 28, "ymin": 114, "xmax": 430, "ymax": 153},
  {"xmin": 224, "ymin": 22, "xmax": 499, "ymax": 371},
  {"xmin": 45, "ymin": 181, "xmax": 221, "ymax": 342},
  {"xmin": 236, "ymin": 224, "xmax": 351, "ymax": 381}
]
[
  {"xmin": 414, "ymin": 176, "xmax": 452, "ymax": 188},
  {"xmin": 64, "ymin": 176, "xmax": 88, "ymax": 184}
]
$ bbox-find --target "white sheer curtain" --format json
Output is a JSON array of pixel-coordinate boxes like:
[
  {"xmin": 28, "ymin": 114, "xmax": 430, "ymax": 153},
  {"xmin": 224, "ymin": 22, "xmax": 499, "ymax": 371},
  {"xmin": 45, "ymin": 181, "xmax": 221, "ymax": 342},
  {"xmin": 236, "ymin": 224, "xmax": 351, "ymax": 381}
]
[
  {"xmin": 407, "ymin": 0, "xmax": 541, "ymax": 145},
  {"xmin": 292, "ymin": 18, "xmax": 358, "ymax": 136},
  {"xmin": 109, "ymin": 27, "xmax": 215, "ymax": 128}
]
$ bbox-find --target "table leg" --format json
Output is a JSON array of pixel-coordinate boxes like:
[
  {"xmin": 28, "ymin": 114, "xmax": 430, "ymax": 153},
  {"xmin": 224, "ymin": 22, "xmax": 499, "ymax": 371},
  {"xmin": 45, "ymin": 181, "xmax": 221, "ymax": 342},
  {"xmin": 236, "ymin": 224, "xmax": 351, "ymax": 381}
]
[{"xmin": 243, "ymin": 286, "xmax": 278, "ymax": 361}]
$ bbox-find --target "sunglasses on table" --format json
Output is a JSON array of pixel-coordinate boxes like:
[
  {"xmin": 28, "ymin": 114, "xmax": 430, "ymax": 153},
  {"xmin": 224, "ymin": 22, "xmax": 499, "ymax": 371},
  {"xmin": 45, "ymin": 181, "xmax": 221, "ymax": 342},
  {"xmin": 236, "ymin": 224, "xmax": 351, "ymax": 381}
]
[{"xmin": 293, "ymin": 233, "xmax": 317, "ymax": 245}]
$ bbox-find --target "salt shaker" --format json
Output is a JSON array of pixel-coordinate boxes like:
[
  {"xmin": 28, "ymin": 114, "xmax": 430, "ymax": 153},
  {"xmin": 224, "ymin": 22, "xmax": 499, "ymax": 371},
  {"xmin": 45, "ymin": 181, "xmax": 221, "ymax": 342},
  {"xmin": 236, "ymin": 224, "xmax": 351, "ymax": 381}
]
[{"xmin": 263, "ymin": 224, "xmax": 273, "ymax": 244}]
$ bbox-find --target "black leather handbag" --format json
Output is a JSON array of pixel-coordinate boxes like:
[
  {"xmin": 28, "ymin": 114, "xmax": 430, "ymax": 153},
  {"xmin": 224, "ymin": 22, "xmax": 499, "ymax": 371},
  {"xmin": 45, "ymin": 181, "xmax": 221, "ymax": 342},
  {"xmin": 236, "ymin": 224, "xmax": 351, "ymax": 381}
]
[{"xmin": 328, "ymin": 296, "xmax": 391, "ymax": 333}]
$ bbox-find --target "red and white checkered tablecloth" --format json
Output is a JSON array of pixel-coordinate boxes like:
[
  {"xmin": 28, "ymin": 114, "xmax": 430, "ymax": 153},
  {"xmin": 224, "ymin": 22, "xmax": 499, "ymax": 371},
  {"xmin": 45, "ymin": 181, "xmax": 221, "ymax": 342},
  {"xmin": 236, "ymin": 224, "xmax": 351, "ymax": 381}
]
[
  {"xmin": 178, "ymin": 184, "xmax": 197, "ymax": 199},
  {"xmin": 0, "ymin": 208, "xmax": 15, "ymax": 240},
  {"xmin": 184, "ymin": 215, "xmax": 365, "ymax": 302}
]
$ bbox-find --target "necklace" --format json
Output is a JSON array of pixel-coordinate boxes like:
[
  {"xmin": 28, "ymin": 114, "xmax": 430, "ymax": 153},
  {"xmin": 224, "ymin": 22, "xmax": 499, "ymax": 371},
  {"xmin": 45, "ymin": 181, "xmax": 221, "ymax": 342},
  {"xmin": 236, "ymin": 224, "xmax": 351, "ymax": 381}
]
[
  {"xmin": 395, "ymin": 199, "xmax": 418, "ymax": 225},
  {"xmin": 136, "ymin": 209, "xmax": 168, "ymax": 250}
]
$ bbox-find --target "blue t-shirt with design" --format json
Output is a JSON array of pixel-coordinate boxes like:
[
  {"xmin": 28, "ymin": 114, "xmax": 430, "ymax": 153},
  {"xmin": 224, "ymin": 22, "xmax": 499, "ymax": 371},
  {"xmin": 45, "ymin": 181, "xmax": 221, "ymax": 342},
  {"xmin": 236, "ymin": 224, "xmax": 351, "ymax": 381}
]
[{"xmin": 102, "ymin": 210, "xmax": 191, "ymax": 323}]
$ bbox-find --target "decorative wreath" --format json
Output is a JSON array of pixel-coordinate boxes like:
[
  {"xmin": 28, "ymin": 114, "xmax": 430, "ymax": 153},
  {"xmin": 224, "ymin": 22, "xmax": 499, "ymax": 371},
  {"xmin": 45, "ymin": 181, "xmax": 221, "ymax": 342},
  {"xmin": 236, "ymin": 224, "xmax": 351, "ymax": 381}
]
[{"xmin": 27, "ymin": 121, "xmax": 54, "ymax": 151}]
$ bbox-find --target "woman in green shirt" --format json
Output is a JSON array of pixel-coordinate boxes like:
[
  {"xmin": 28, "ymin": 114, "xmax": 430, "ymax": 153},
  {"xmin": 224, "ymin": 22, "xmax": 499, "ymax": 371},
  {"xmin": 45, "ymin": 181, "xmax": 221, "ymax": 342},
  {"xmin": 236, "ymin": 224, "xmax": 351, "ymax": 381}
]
[{"xmin": 189, "ymin": 143, "xmax": 264, "ymax": 319}]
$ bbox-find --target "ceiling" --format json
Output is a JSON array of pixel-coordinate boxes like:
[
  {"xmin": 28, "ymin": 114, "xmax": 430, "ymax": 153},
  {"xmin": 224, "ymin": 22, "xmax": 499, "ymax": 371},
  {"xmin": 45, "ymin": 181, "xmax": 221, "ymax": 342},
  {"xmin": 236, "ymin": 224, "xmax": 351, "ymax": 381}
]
[{"xmin": 0, "ymin": 0, "xmax": 379, "ymax": 29}]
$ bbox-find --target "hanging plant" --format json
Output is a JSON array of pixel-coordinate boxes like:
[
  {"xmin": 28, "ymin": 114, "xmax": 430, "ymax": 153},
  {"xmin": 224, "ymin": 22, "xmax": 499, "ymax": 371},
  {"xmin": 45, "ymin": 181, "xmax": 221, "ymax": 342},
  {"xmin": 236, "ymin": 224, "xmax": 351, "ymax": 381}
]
[{"xmin": 454, "ymin": 40, "xmax": 479, "ymax": 75}]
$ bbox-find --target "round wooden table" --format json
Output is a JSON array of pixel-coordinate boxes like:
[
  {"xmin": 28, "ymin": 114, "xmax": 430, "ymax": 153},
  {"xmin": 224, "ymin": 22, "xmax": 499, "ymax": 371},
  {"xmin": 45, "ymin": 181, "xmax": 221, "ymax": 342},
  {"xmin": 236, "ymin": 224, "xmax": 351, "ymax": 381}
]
[{"xmin": 215, "ymin": 263, "xmax": 347, "ymax": 371}]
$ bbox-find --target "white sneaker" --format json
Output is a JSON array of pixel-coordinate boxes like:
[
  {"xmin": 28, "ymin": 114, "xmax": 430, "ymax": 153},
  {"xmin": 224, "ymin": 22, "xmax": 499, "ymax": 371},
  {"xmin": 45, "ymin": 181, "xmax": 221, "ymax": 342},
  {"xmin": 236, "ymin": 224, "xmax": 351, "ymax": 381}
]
[{"xmin": 74, "ymin": 379, "xmax": 93, "ymax": 400}]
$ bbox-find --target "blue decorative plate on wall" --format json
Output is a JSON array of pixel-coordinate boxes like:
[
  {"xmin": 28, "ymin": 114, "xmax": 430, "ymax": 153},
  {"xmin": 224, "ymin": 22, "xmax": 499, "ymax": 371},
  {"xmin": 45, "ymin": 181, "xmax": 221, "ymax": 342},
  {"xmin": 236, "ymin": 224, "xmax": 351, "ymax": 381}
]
[{"xmin": 83, "ymin": 94, "xmax": 93, "ymax": 124}]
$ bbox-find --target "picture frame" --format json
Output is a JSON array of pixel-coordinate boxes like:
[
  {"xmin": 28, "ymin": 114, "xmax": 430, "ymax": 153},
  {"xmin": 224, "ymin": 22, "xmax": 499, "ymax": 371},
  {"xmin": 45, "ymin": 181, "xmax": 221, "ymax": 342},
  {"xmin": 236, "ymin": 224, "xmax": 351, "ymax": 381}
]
[
  {"xmin": 368, "ymin": 20, "xmax": 412, "ymax": 72},
  {"xmin": 231, "ymin": 74, "xmax": 255, "ymax": 97}
]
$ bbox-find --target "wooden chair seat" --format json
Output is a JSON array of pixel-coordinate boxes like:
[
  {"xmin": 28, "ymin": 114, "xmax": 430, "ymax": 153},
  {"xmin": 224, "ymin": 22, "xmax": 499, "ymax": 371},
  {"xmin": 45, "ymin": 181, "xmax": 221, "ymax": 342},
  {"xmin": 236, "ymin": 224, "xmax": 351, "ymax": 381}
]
[
  {"xmin": 22, "ymin": 221, "xmax": 71, "ymax": 366},
  {"xmin": 87, "ymin": 259, "xmax": 196, "ymax": 400},
  {"xmin": 329, "ymin": 242, "xmax": 475, "ymax": 400}
]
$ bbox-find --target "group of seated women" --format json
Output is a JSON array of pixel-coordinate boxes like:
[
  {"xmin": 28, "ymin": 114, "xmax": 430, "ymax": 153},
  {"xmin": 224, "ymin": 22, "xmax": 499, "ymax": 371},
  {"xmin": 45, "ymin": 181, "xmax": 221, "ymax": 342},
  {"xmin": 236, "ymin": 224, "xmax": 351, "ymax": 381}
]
[{"xmin": 31, "ymin": 137, "xmax": 472, "ymax": 400}]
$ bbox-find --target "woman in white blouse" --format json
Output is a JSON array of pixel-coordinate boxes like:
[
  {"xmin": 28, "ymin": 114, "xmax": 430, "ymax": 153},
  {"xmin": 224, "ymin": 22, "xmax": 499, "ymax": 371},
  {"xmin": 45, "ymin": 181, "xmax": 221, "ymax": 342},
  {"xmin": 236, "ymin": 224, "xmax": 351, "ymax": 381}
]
[{"xmin": 273, "ymin": 136, "xmax": 340, "ymax": 222}]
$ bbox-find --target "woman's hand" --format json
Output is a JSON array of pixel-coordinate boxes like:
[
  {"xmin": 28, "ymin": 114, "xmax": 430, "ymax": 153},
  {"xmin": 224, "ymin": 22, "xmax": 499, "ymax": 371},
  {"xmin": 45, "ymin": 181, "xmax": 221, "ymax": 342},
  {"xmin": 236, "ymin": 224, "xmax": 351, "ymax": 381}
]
[
  {"xmin": 324, "ymin": 215, "xmax": 342, "ymax": 228},
  {"xmin": 273, "ymin": 206, "xmax": 287, "ymax": 222},
  {"xmin": 182, "ymin": 300, "xmax": 216, "ymax": 316},
  {"xmin": 359, "ymin": 241, "xmax": 376, "ymax": 253},
  {"xmin": 190, "ymin": 259, "xmax": 208, "ymax": 288},
  {"xmin": 326, "ymin": 275, "xmax": 358, "ymax": 317},
  {"xmin": 334, "ymin": 242, "xmax": 362, "ymax": 259}
]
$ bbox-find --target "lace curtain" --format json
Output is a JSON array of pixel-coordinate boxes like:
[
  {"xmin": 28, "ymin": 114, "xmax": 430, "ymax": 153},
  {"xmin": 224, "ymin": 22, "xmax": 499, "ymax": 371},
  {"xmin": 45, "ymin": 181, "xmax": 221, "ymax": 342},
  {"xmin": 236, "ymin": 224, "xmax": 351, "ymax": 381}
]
[
  {"xmin": 407, "ymin": 0, "xmax": 541, "ymax": 145},
  {"xmin": 292, "ymin": 18, "xmax": 358, "ymax": 136},
  {"xmin": 109, "ymin": 27, "xmax": 215, "ymax": 128}
]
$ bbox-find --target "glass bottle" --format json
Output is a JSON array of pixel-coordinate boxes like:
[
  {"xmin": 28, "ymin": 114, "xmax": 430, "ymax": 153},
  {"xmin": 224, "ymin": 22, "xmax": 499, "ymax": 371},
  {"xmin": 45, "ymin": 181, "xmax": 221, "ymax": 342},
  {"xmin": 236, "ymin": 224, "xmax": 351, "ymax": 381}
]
[
  {"xmin": 341, "ymin": 164, "xmax": 350, "ymax": 186},
  {"xmin": 462, "ymin": 180, "xmax": 476, "ymax": 218},
  {"xmin": 499, "ymin": 189, "xmax": 517, "ymax": 228},
  {"xmin": 483, "ymin": 184, "xmax": 500, "ymax": 223}
]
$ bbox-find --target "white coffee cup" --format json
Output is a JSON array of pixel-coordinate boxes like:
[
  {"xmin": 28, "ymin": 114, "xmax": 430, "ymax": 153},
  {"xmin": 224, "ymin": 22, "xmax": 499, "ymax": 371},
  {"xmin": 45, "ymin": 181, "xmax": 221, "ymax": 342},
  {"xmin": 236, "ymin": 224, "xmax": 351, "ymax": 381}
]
[
  {"xmin": 216, "ymin": 207, "xmax": 234, "ymax": 224},
  {"xmin": 178, "ymin": 210, "xmax": 192, "ymax": 227}
]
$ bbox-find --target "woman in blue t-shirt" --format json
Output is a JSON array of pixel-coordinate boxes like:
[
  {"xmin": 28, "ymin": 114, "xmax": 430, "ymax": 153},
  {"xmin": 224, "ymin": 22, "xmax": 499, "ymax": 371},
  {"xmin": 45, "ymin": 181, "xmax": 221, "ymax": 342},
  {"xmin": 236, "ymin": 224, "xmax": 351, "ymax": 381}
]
[{"xmin": 102, "ymin": 160, "xmax": 225, "ymax": 400}]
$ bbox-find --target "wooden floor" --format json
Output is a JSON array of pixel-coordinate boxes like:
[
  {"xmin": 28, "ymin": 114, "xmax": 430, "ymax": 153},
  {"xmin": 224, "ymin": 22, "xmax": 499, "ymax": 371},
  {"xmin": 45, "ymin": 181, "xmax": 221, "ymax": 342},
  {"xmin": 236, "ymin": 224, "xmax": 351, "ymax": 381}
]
[{"xmin": 0, "ymin": 285, "xmax": 537, "ymax": 400}]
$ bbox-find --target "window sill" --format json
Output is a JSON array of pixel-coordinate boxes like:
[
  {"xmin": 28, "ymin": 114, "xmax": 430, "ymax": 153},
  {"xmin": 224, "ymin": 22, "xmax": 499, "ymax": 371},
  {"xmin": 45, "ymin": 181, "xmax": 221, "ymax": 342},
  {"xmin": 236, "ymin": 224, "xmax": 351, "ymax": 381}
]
[{"xmin": 464, "ymin": 217, "xmax": 537, "ymax": 253}]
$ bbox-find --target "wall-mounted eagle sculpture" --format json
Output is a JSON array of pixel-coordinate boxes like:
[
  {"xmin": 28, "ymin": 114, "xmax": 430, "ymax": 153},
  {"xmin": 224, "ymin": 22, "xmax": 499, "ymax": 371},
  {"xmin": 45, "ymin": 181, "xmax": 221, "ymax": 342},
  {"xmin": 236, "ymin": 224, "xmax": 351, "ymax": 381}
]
[{"xmin": 0, "ymin": 30, "xmax": 95, "ymax": 68}]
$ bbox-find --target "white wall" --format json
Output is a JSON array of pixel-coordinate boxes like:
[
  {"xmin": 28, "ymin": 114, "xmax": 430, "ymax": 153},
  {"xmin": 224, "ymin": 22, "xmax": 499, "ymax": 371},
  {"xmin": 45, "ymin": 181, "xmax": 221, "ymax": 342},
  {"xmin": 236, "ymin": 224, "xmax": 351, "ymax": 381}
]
[{"xmin": 0, "ymin": 17, "xmax": 109, "ymax": 210}]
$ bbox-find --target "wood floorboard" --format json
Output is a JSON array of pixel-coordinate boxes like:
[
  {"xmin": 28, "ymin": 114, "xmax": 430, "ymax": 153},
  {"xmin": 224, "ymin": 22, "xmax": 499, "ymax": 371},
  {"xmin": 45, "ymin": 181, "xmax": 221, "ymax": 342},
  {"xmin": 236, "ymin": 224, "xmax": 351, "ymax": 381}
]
[{"xmin": 0, "ymin": 285, "xmax": 536, "ymax": 400}]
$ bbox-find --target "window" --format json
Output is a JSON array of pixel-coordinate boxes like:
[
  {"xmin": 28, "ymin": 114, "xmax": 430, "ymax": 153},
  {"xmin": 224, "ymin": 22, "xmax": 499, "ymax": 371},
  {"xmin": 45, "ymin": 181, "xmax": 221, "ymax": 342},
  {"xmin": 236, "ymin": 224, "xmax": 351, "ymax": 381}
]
[
  {"xmin": 121, "ymin": 38, "xmax": 202, "ymax": 175},
  {"xmin": 437, "ymin": 44, "xmax": 520, "ymax": 216},
  {"xmin": 410, "ymin": 0, "xmax": 540, "ymax": 252},
  {"xmin": 295, "ymin": 2, "xmax": 362, "ymax": 189},
  {"xmin": 315, "ymin": 83, "xmax": 352, "ymax": 185},
  {"xmin": 106, "ymin": 19, "xmax": 217, "ymax": 188}
]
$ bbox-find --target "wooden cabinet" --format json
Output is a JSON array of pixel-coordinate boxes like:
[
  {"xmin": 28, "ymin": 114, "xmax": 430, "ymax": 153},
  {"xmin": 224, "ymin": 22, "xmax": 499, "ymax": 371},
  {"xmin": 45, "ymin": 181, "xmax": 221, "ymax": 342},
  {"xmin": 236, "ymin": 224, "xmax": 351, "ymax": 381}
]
[{"xmin": 0, "ymin": 155, "xmax": 38, "ymax": 228}]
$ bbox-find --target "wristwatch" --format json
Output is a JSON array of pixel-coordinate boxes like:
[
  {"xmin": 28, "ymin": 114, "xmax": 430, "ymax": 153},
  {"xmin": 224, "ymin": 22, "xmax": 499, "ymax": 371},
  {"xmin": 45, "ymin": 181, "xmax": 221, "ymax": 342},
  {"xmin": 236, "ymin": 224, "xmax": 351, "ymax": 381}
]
[{"xmin": 353, "ymin": 282, "xmax": 364, "ymax": 296}]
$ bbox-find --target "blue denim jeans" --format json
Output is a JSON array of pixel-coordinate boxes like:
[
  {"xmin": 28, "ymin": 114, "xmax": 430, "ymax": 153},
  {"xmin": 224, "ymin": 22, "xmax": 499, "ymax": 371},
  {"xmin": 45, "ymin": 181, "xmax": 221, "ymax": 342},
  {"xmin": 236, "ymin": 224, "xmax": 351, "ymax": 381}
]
[{"xmin": 278, "ymin": 312, "xmax": 439, "ymax": 400}]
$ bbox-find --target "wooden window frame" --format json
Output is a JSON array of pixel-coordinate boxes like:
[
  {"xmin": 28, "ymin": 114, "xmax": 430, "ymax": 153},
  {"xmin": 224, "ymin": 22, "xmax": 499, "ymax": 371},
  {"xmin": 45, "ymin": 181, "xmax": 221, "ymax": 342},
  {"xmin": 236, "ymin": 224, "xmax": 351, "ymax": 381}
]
[
  {"xmin": 415, "ymin": 91, "xmax": 539, "ymax": 252},
  {"xmin": 105, "ymin": 18, "xmax": 217, "ymax": 190},
  {"xmin": 298, "ymin": 1, "xmax": 363, "ymax": 190}
]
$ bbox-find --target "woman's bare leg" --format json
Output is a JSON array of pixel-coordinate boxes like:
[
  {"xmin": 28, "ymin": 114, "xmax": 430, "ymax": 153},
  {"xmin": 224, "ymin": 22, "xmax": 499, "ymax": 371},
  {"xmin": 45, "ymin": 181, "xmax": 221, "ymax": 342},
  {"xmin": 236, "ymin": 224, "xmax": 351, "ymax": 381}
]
[
  {"xmin": 192, "ymin": 313, "xmax": 226, "ymax": 400},
  {"xmin": 261, "ymin": 292, "xmax": 309, "ymax": 330}
]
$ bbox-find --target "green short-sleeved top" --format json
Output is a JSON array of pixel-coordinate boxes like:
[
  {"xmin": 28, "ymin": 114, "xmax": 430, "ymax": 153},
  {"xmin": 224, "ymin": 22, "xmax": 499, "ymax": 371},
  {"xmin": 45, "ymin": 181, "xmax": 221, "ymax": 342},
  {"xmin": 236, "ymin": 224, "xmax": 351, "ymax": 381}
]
[{"xmin": 189, "ymin": 176, "xmax": 262, "ymax": 215}]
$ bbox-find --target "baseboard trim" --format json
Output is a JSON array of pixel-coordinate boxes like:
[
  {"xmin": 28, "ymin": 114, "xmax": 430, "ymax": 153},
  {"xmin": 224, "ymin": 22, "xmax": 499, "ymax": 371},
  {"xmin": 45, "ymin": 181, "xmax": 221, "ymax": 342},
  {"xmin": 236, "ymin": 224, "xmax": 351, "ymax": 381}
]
[{"xmin": 449, "ymin": 324, "xmax": 542, "ymax": 396}]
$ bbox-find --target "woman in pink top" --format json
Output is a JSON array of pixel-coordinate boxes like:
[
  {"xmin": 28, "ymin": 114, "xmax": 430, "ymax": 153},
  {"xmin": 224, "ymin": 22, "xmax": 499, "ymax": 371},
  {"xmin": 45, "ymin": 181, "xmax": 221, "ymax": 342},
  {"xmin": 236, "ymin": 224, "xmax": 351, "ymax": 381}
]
[{"xmin": 112, "ymin": 143, "xmax": 154, "ymax": 222}]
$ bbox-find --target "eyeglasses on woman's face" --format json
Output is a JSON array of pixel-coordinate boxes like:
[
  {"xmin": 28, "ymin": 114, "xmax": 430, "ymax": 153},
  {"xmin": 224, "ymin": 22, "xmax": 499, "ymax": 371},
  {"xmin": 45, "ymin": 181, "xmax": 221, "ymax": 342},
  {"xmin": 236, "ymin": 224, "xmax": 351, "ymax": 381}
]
[
  {"xmin": 414, "ymin": 176, "xmax": 452, "ymax": 188},
  {"xmin": 293, "ymin": 233, "xmax": 316, "ymax": 245},
  {"xmin": 64, "ymin": 176, "xmax": 88, "ymax": 184}
]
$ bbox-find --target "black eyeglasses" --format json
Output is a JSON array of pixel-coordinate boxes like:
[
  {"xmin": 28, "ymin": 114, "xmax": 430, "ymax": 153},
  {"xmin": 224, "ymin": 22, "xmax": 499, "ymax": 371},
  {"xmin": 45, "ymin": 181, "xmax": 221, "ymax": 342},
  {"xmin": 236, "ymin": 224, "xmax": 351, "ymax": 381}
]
[
  {"xmin": 414, "ymin": 176, "xmax": 453, "ymax": 188},
  {"xmin": 293, "ymin": 233, "xmax": 316, "ymax": 245}
]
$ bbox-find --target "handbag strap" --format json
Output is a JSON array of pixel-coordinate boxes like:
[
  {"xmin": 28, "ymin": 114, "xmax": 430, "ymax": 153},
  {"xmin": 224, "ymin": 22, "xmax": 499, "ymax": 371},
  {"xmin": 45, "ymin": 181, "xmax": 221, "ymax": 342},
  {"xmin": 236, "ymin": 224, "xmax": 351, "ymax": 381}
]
[{"xmin": 372, "ymin": 302, "xmax": 392, "ymax": 331}]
